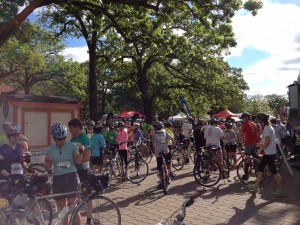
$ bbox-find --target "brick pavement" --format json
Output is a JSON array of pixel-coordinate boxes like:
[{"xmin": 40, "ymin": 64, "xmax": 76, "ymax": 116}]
[{"xmin": 103, "ymin": 159, "xmax": 300, "ymax": 225}]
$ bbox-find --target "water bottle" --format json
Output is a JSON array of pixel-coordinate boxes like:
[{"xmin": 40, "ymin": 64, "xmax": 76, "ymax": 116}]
[{"xmin": 57, "ymin": 205, "xmax": 69, "ymax": 223}]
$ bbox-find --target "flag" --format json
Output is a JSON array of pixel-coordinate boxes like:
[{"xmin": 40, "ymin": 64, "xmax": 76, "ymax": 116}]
[{"xmin": 179, "ymin": 95, "xmax": 191, "ymax": 117}]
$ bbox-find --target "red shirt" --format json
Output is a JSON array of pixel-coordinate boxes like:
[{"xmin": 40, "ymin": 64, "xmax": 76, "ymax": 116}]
[{"xmin": 241, "ymin": 121, "xmax": 259, "ymax": 145}]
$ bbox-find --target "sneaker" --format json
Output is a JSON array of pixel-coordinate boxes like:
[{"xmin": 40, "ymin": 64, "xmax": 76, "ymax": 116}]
[
  {"xmin": 170, "ymin": 172, "xmax": 176, "ymax": 178},
  {"xmin": 248, "ymin": 185, "xmax": 259, "ymax": 193},
  {"xmin": 272, "ymin": 190, "xmax": 287, "ymax": 197},
  {"xmin": 242, "ymin": 174, "xmax": 249, "ymax": 180}
]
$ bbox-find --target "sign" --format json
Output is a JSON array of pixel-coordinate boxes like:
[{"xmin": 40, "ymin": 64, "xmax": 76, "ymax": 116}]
[{"xmin": 179, "ymin": 95, "xmax": 190, "ymax": 117}]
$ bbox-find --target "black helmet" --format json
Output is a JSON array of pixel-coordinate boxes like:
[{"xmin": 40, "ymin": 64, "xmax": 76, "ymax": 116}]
[
  {"xmin": 152, "ymin": 121, "xmax": 163, "ymax": 130},
  {"xmin": 210, "ymin": 118, "xmax": 220, "ymax": 124},
  {"xmin": 240, "ymin": 112, "xmax": 251, "ymax": 119},
  {"xmin": 93, "ymin": 124, "xmax": 102, "ymax": 133}
]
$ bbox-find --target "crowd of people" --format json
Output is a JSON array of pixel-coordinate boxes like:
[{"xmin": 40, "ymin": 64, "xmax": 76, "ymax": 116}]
[{"xmin": 0, "ymin": 112, "xmax": 293, "ymax": 223}]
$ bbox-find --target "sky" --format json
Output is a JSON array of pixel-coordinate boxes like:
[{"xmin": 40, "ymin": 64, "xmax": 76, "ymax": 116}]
[{"xmin": 30, "ymin": 0, "xmax": 300, "ymax": 97}]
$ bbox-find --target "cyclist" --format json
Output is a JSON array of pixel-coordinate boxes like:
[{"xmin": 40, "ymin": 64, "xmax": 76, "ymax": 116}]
[
  {"xmin": 152, "ymin": 121, "xmax": 175, "ymax": 191},
  {"xmin": 249, "ymin": 113, "xmax": 286, "ymax": 197},
  {"xmin": 106, "ymin": 125, "xmax": 118, "ymax": 156},
  {"xmin": 116, "ymin": 122, "xmax": 129, "ymax": 168},
  {"xmin": 223, "ymin": 122, "xmax": 238, "ymax": 167},
  {"xmin": 239, "ymin": 112, "xmax": 260, "ymax": 180},
  {"xmin": 164, "ymin": 121, "xmax": 176, "ymax": 177},
  {"xmin": 44, "ymin": 123, "xmax": 83, "ymax": 225},
  {"xmin": 68, "ymin": 118, "xmax": 93, "ymax": 225},
  {"xmin": 68, "ymin": 118, "xmax": 92, "ymax": 182},
  {"xmin": 0, "ymin": 123, "xmax": 30, "ymax": 197},
  {"xmin": 91, "ymin": 124, "xmax": 106, "ymax": 174},
  {"xmin": 193, "ymin": 121, "xmax": 206, "ymax": 164},
  {"xmin": 204, "ymin": 118, "xmax": 226, "ymax": 178},
  {"xmin": 133, "ymin": 123, "xmax": 148, "ymax": 145}
]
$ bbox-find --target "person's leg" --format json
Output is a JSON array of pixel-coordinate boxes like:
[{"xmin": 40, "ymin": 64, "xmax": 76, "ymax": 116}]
[{"xmin": 267, "ymin": 154, "xmax": 285, "ymax": 194}]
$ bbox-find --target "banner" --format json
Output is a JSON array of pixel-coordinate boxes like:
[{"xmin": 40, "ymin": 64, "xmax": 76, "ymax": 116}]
[{"xmin": 179, "ymin": 95, "xmax": 191, "ymax": 117}]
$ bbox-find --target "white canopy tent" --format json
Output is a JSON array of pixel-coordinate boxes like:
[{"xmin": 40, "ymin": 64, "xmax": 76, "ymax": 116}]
[{"xmin": 168, "ymin": 113, "xmax": 186, "ymax": 121}]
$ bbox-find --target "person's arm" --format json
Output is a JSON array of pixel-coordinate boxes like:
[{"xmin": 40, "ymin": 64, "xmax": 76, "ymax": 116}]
[
  {"xmin": 74, "ymin": 148, "xmax": 84, "ymax": 164},
  {"xmin": 44, "ymin": 153, "xmax": 52, "ymax": 172}
]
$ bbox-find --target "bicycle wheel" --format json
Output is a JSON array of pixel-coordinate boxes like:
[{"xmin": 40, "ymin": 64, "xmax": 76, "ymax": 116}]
[
  {"xmin": 171, "ymin": 149, "xmax": 185, "ymax": 171},
  {"xmin": 27, "ymin": 198, "xmax": 53, "ymax": 225},
  {"xmin": 140, "ymin": 147, "xmax": 153, "ymax": 164},
  {"xmin": 236, "ymin": 158, "xmax": 266, "ymax": 185},
  {"xmin": 70, "ymin": 195, "xmax": 121, "ymax": 225},
  {"xmin": 0, "ymin": 208, "xmax": 39, "ymax": 225},
  {"xmin": 125, "ymin": 158, "xmax": 149, "ymax": 184},
  {"xmin": 114, "ymin": 156, "xmax": 125, "ymax": 180},
  {"xmin": 29, "ymin": 164, "xmax": 46, "ymax": 172},
  {"xmin": 193, "ymin": 159, "xmax": 221, "ymax": 187}
]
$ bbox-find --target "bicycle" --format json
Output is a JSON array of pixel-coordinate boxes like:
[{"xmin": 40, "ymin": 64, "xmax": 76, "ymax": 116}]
[
  {"xmin": 101, "ymin": 144, "xmax": 125, "ymax": 185},
  {"xmin": 171, "ymin": 137, "xmax": 196, "ymax": 171},
  {"xmin": 158, "ymin": 150, "xmax": 171, "ymax": 195},
  {"xmin": 156, "ymin": 188, "xmax": 207, "ymax": 225},
  {"xmin": 20, "ymin": 173, "xmax": 121, "ymax": 225},
  {"xmin": 125, "ymin": 143, "xmax": 149, "ymax": 184},
  {"xmin": 0, "ymin": 206, "xmax": 39, "ymax": 224},
  {"xmin": 1, "ymin": 173, "xmax": 53, "ymax": 225},
  {"xmin": 193, "ymin": 146, "xmax": 246, "ymax": 187}
]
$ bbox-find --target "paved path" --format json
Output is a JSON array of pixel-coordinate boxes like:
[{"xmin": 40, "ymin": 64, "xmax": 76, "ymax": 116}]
[{"xmin": 103, "ymin": 159, "xmax": 300, "ymax": 225}]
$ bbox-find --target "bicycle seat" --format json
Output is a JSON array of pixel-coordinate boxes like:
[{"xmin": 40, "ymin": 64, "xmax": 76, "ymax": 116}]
[{"xmin": 159, "ymin": 150, "xmax": 169, "ymax": 156}]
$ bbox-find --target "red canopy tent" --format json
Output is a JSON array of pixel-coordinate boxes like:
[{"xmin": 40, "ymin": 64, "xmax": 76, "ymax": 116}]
[
  {"xmin": 118, "ymin": 111, "xmax": 145, "ymax": 118},
  {"xmin": 212, "ymin": 109, "xmax": 240, "ymax": 118}
]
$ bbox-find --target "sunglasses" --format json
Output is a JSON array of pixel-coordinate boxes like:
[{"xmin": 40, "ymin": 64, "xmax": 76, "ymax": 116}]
[{"xmin": 56, "ymin": 137, "xmax": 66, "ymax": 141}]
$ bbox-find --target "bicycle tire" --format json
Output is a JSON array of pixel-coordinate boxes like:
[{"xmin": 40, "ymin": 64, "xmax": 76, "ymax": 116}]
[
  {"xmin": 236, "ymin": 158, "xmax": 266, "ymax": 185},
  {"xmin": 189, "ymin": 146, "xmax": 197, "ymax": 163},
  {"xmin": 27, "ymin": 198, "xmax": 53, "ymax": 225},
  {"xmin": 193, "ymin": 159, "xmax": 221, "ymax": 187},
  {"xmin": 0, "ymin": 208, "xmax": 40, "ymax": 225},
  {"xmin": 29, "ymin": 164, "xmax": 47, "ymax": 172},
  {"xmin": 69, "ymin": 195, "xmax": 121, "ymax": 225},
  {"xmin": 140, "ymin": 147, "xmax": 153, "ymax": 164},
  {"xmin": 171, "ymin": 149, "xmax": 185, "ymax": 171},
  {"xmin": 125, "ymin": 158, "xmax": 149, "ymax": 184}
]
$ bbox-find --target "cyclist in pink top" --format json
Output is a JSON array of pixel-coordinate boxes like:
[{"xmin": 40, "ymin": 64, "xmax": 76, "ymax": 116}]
[{"xmin": 116, "ymin": 122, "xmax": 128, "ymax": 167}]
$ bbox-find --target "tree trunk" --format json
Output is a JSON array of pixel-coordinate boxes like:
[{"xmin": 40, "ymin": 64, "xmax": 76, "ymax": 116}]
[{"xmin": 88, "ymin": 32, "xmax": 98, "ymax": 122}]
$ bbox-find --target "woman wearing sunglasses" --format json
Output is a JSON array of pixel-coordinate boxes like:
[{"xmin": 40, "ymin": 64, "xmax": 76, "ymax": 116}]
[{"xmin": 44, "ymin": 122, "xmax": 83, "ymax": 225}]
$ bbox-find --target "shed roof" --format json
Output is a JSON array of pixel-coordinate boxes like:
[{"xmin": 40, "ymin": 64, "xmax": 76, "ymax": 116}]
[{"xmin": 6, "ymin": 93, "xmax": 81, "ymax": 104}]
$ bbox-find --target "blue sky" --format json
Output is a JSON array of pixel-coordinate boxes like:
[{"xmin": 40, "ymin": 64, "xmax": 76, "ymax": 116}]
[{"xmin": 30, "ymin": 0, "xmax": 300, "ymax": 97}]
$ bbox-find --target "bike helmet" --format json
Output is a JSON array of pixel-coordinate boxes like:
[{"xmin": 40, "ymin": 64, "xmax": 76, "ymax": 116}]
[
  {"xmin": 93, "ymin": 124, "xmax": 102, "ymax": 133},
  {"xmin": 134, "ymin": 122, "xmax": 140, "ymax": 128},
  {"xmin": 152, "ymin": 121, "xmax": 163, "ymax": 130},
  {"xmin": 240, "ymin": 112, "xmax": 251, "ymax": 119},
  {"xmin": 5, "ymin": 124, "xmax": 21, "ymax": 137},
  {"xmin": 210, "ymin": 118, "xmax": 220, "ymax": 124},
  {"xmin": 3, "ymin": 121, "xmax": 13, "ymax": 131},
  {"xmin": 51, "ymin": 123, "xmax": 67, "ymax": 139}
]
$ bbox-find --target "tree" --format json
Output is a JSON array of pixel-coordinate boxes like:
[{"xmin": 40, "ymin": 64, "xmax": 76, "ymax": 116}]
[
  {"xmin": 245, "ymin": 94, "xmax": 272, "ymax": 116},
  {"xmin": 265, "ymin": 94, "xmax": 288, "ymax": 118},
  {"xmin": 0, "ymin": 0, "xmax": 263, "ymax": 46},
  {"xmin": 0, "ymin": 21, "xmax": 66, "ymax": 94}
]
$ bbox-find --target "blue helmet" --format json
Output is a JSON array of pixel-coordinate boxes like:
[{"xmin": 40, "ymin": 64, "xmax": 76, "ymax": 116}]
[{"xmin": 51, "ymin": 123, "xmax": 67, "ymax": 139}]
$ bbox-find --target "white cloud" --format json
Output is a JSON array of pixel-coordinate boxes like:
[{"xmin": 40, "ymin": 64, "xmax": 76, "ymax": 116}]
[
  {"xmin": 60, "ymin": 46, "xmax": 89, "ymax": 63},
  {"xmin": 227, "ymin": 0, "xmax": 300, "ymax": 96}
]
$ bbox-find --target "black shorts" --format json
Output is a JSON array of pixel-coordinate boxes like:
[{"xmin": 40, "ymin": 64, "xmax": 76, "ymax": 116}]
[
  {"xmin": 258, "ymin": 154, "xmax": 278, "ymax": 174},
  {"xmin": 77, "ymin": 169, "xmax": 90, "ymax": 182},
  {"xmin": 52, "ymin": 172, "xmax": 79, "ymax": 200},
  {"xmin": 91, "ymin": 156, "xmax": 103, "ymax": 166},
  {"xmin": 156, "ymin": 152, "xmax": 172, "ymax": 171}
]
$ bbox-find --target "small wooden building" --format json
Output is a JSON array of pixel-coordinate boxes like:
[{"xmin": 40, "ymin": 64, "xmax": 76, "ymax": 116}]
[{"xmin": 0, "ymin": 89, "xmax": 83, "ymax": 151}]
